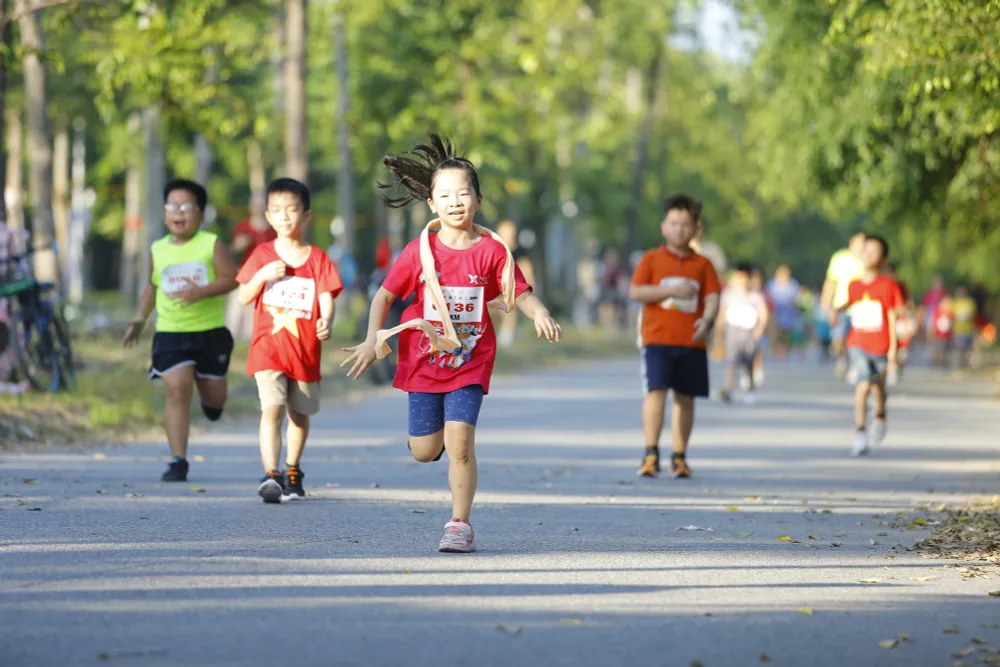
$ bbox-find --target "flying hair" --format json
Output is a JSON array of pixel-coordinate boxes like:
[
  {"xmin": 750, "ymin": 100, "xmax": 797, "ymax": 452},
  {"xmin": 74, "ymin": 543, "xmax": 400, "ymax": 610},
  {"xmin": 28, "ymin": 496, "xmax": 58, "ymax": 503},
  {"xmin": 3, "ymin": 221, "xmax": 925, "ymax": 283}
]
[{"xmin": 379, "ymin": 134, "xmax": 481, "ymax": 208}]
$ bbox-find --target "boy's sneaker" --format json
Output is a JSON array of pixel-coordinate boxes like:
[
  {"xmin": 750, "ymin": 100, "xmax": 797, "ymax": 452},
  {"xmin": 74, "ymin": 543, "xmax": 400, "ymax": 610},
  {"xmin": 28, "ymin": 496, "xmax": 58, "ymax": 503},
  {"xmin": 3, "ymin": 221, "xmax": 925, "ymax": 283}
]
[
  {"xmin": 282, "ymin": 466, "xmax": 306, "ymax": 501},
  {"xmin": 637, "ymin": 449, "xmax": 660, "ymax": 477},
  {"xmin": 258, "ymin": 471, "xmax": 283, "ymax": 504},
  {"xmin": 161, "ymin": 458, "xmax": 189, "ymax": 482},
  {"xmin": 869, "ymin": 418, "xmax": 887, "ymax": 447},
  {"xmin": 851, "ymin": 432, "xmax": 870, "ymax": 457},
  {"xmin": 438, "ymin": 519, "xmax": 476, "ymax": 553},
  {"xmin": 669, "ymin": 454, "xmax": 692, "ymax": 479},
  {"xmin": 720, "ymin": 390, "xmax": 733, "ymax": 404}
]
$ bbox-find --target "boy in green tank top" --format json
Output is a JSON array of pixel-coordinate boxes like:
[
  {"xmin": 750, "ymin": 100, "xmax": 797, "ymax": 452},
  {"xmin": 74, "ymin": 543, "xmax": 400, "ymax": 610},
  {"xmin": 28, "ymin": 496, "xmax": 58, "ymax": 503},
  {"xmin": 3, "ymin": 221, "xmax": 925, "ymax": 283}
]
[{"xmin": 122, "ymin": 180, "xmax": 239, "ymax": 482}]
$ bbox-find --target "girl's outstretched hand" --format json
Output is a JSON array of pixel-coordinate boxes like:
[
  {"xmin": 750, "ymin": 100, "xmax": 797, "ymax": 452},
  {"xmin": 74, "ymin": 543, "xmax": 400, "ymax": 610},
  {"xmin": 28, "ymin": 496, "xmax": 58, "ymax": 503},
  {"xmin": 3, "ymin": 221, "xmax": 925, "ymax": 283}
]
[
  {"xmin": 533, "ymin": 312, "xmax": 562, "ymax": 343},
  {"xmin": 341, "ymin": 340, "xmax": 378, "ymax": 379}
]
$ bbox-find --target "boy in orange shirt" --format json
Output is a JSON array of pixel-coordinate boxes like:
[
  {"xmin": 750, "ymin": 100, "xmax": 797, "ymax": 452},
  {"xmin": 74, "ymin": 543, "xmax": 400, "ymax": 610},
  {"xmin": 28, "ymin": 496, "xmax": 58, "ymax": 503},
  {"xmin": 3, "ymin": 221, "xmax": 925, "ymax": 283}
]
[{"xmin": 630, "ymin": 194, "xmax": 721, "ymax": 478}]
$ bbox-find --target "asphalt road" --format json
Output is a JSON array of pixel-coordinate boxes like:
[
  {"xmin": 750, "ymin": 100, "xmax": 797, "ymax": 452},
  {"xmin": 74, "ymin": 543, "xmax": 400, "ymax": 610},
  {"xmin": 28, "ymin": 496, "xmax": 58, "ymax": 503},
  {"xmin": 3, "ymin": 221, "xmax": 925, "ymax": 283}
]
[{"xmin": 3, "ymin": 354, "xmax": 1000, "ymax": 667}]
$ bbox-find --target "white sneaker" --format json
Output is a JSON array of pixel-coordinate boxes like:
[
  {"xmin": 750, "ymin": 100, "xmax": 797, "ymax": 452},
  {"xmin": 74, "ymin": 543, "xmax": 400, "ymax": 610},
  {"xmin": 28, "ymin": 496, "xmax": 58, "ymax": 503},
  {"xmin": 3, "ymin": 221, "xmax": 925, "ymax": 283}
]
[
  {"xmin": 870, "ymin": 418, "xmax": 887, "ymax": 446},
  {"xmin": 851, "ymin": 432, "xmax": 870, "ymax": 457},
  {"xmin": 845, "ymin": 366, "xmax": 858, "ymax": 384},
  {"xmin": 743, "ymin": 392, "xmax": 757, "ymax": 405},
  {"xmin": 753, "ymin": 367, "xmax": 765, "ymax": 387},
  {"xmin": 739, "ymin": 371, "xmax": 751, "ymax": 392},
  {"xmin": 438, "ymin": 519, "xmax": 476, "ymax": 553}
]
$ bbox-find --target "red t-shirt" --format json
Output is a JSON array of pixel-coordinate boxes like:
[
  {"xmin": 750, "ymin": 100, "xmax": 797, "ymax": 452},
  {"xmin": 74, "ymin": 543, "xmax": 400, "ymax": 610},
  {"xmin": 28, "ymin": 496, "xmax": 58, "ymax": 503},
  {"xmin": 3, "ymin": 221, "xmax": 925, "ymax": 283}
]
[
  {"xmin": 236, "ymin": 242, "xmax": 343, "ymax": 382},
  {"xmin": 233, "ymin": 219, "xmax": 277, "ymax": 267},
  {"xmin": 382, "ymin": 233, "xmax": 532, "ymax": 395},
  {"xmin": 845, "ymin": 275, "xmax": 903, "ymax": 355}
]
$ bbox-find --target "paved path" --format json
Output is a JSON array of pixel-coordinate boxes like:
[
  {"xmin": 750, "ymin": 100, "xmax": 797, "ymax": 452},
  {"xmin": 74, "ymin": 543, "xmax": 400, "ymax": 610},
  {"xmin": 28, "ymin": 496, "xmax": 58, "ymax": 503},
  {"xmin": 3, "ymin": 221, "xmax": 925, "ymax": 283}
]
[{"xmin": 3, "ymin": 357, "xmax": 1000, "ymax": 667}]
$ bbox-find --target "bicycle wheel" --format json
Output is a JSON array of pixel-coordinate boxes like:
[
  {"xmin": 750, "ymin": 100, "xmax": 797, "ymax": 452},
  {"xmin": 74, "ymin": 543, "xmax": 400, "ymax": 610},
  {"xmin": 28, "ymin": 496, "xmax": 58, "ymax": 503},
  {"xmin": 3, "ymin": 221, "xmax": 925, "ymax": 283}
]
[
  {"xmin": 9, "ymin": 292, "xmax": 59, "ymax": 393},
  {"xmin": 52, "ymin": 313, "xmax": 76, "ymax": 391}
]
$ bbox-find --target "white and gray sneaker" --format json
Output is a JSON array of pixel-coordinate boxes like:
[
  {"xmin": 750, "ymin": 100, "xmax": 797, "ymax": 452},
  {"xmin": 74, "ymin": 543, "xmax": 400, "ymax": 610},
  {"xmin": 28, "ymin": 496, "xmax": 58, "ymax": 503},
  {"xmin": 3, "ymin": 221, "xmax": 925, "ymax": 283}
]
[
  {"xmin": 258, "ymin": 473, "xmax": 283, "ymax": 504},
  {"xmin": 438, "ymin": 519, "xmax": 476, "ymax": 553},
  {"xmin": 851, "ymin": 432, "xmax": 870, "ymax": 457},
  {"xmin": 869, "ymin": 418, "xmax": 887, "ymax": 447}
]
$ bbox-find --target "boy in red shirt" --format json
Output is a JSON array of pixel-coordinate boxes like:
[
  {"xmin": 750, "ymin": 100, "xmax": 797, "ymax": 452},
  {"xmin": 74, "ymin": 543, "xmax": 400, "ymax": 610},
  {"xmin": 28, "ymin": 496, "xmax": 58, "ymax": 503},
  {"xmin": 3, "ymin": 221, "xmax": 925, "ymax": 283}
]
[
  {"xmin": 341, "ymin": 134, "xmax": 561, "ymax": 553},
  {"xmin": 236, "ymin": 179, "xmax": 343, "ymax": 503},
  {"xmin": 841, "ymin": 234, "xmax": 903, "ymax": 457},
  {"xmin": 630, "ymin": 194, "xmax": 721, "ymax": 479}
]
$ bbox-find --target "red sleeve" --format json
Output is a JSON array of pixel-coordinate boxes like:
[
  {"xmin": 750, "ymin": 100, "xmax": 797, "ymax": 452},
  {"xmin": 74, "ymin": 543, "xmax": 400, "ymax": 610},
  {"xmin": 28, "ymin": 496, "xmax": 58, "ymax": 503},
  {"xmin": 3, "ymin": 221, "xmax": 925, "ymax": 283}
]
[
  {"xmin": 630, "ymin": 252, "xmax": 653, "ymax": 285},
  {"xmin": 382, "ymin": 242, "xmax": 417, "ymax": 297},
  {"xmin": 314, "ymin": 250, "xmax": 344, "ymax": 299},
  {"xmin": 703, "ymin": 260, "xmax": 721, "ymax": 296},
  {"xmin": 236, "ymin": 245, "xmax": 267, "ymax": 284},
  {"xmin": 888, "ymin": 281, "xmax": 904, "ymax": 311}
]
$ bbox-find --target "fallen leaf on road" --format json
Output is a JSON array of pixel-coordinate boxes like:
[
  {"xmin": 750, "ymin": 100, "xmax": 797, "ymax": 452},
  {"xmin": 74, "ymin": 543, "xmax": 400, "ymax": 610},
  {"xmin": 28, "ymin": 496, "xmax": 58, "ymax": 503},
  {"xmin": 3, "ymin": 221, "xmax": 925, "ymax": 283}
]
[
  {"xmin": 710, "ymin": 538, "xmax": 725, "ymax": 542},
  {"xmin": 725, "ymin": 506, "xmax": 740, "ymax": 511},
  {"xmin": 878, "ymin": 532, "xmax": 889, "ymax": 536},
  {"xmin": 140, "ymin": 516, "xmax": 149, "ymax": 520},
  {"xmin": 989, "ymin": 591, "xmax": 1000, "ymax": 597},
  {"xmin": 970, "ymin": 637, "xmax": 985, "ymax": 645},
  {"xmin": 126, "ymin": 493, "xmax": 143, "ymax": 499},
  {"xmin": 953, "ymin": 648, "xmax": 977, "ymax": 658},
  {"xmin": 808, "ymin": 535, "xmax": 821, "ymax": 540},
  {"xmin": 909, "ymin": 576, "xmax": 937, "ymax": 582},
  {"xmin": 795, "ymin": 607, "xmax": 814, "ymax": 615},
  {"xmin": 831, "ymin": 542, "xmax": 843, "ymax": 547},
  {"xmin": 22, "ymin": 478, "xmax": 37, "ymax": 484},
  {"xmin": 898, "ymin": 633, "xmax": 911, "ymax": 642},
  {"xmin": 859, "ymin": 579, "xmax": 882, "ymax": 584},
  {"xmin": 879, "ymin": 640, "xmax": 899, "ymax": 649},
  {"xmin": 745, "ymin": 496, "xmax": 762, "ymax": 501},
  {"xmin": 370, "ymin": 483, "xmax": 380, "ymax": 489},
  {"xmin": 409, "ymin": 509, "xmax": 425, "ymax": 513},
  {"xmin": 186, "ymin": 486, "xmax": 206, "ymax": 493},
  {"xmin": 777, "ymin": 535, "xmax": 795, "ymax": 543},
  {"xmin": 835, "ymin": 533, "xmax": 847, "ymax": 537},
  {"xmin": 496, "ymin": 625, "xmax": 522, "ymax": 634},
  {"xmin": 870, "ymin": 540, "xmax": 880, "ymax": 546},
  {"xmin": 733, "ymin": 531, "xmax": 753, "ymax": 537},
  {"xmin": 760, "ymin": 653, "xmax": 770, "ymax": 662},
  {"xmin": 690, "ymin": 662, "xmax": 704, "ymax": 667},
  {"xmin": 676, "ymin": 526, "xmax": 714, "ymax": 532},
  {"xmin": 93, "ymin": 453, "xmax": 107, "ymax": 460},
  {"xmin": 982, "ymin": 656, "xmax": 1000, "ymax": 665},
  {"xmin": 402, "ymin": 570, "xmax": 411, "ymax": 574},
  {"xmin": 801, "ymin": 499, "xmax": 809, "ymax": 504},
  {"xmin": 26, "ymin": 507, "xmax": 41, "ymax": 511},
  {"xmin": 95, "ymin": 489, "xmax": 108, "ymax": 495},
  {"xmin": 943, "ymin": 626, "xmax": 959, "ymax": 634},
  {"xmin": 822, "ymin": 509, "xmax": 833, "ymax": 514},
  {"xmin": 560, "ymin": 619, "xmax": 583, "ymax": 625},
  {"xmin": 192, "ymin": 455, "xmax": 205, "ymax": 462}
]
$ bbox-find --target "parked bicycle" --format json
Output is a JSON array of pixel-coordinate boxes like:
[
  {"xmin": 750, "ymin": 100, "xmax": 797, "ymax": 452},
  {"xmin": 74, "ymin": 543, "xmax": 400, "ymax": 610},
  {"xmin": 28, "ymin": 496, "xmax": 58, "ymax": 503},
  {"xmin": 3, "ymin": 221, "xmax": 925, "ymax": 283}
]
[{"xmin": 0, "ymin": 243, "xmax": 75, "ymax": 393}]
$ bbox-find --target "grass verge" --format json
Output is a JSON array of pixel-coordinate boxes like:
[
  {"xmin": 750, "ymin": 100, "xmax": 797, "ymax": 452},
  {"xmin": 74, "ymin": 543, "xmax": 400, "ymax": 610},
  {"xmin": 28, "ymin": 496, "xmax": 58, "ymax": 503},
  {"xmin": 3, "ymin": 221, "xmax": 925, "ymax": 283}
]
[{"xmin": 0, "ymin": 325, "xmax": 635, "ymax": 450}]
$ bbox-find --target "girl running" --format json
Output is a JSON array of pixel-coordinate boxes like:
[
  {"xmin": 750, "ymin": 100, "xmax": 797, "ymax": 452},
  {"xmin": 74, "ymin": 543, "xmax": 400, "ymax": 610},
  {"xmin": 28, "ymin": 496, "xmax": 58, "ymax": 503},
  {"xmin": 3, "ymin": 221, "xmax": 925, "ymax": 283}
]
[{"xmin": 341, "ymin": 135, "xmax": 562, "ymax": 553}]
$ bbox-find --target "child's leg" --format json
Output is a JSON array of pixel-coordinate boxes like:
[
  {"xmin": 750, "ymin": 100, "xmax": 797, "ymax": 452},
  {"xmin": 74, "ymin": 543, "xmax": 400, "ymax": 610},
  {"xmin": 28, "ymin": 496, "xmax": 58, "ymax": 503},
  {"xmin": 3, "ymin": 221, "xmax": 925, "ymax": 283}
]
[
  {"xmin": 259, "ymin": 405, "xmax": 285, "ymax": 472},
  {"xmin": 671, "ymin": 392, "xmax": 696, "ymax": 455},
  {"xmin": 195, "ymin": 377, "xmax": 228, "ymax": 420},
  {"xmin": 854, "ymin": 381, "xmax": 871, "ymax": 431},
  {"xmin": 723, "ymin": 362, "xmax": 737, "ymax": 393},
  {"xmin": 285, "ymin": 410, "xmax": 309, "ymax": 468},
  {"xmin": 642, "ymin": 390, "xmax": 668, "ymax": 447},
  {"xmin": 443, "ymin": 421, "xmax": 477, "ymax": 522},
  {"xmin": 408, "ymin": 391, "xmax": 446, "ymax": 462},
  {"xmin": 162, "ymin": 364, "xmax": 196, "ymax": 459},
  {"xmin": 871, "ymin": 376, "xmax": 887, "ymax": 419}
]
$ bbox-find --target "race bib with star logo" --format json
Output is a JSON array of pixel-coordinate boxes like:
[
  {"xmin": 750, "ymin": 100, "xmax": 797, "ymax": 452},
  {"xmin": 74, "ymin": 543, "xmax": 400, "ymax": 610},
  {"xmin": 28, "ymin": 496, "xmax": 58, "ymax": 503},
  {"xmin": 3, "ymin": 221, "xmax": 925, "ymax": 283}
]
[
  {"xmin": 423, "ymin": 286, "xmax": 485, "ymax": 324},
  {"xmin": 263, "ymin": 276, "xmax": 316, "ymax": 320}
]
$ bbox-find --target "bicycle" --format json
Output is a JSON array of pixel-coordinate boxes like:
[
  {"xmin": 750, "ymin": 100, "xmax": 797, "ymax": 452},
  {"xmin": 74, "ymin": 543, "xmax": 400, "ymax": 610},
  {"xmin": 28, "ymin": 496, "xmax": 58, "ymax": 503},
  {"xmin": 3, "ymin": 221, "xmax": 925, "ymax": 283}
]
[{"xmin": 0, "ymin": 243, "xmax": 75, "ymax": 393}]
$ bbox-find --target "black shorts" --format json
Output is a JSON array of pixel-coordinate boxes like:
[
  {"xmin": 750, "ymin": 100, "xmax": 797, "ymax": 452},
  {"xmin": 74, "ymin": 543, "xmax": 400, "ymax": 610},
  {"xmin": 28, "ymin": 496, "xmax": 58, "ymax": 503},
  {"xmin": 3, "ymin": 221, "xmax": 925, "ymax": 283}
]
[
  {"xmin": 149, "ymin": 327, "xmax": 234, "ymax": 380},
  {"xmin": 641, "ymin": 345, "xmax": 710, "ymax": 397}
]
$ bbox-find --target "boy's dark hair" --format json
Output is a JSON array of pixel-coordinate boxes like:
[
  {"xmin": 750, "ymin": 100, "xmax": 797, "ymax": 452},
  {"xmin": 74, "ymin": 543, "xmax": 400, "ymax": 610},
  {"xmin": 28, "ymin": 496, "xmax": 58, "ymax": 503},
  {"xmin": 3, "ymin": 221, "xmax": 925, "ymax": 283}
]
[
  {"xmin": 266, "ymin": 178, "xmax": 311, "ymax": 211},
  {"xmin": 733, "ymin": 261, "xmax": 754, "ymax": 275},
  {"xmin": 379, "ymin": 134, "xmax": 481, "ymax": 208},
  {"xmin": 866, "ymin": 233, "xmax": 889, "ymax": 259},
  {"xmin": 663, "ymin": 193, "xmax": 702, "ymax": 221},
  {"xmin": 164, "ymin": 179, "xmax": 207, "ymax": 211}
]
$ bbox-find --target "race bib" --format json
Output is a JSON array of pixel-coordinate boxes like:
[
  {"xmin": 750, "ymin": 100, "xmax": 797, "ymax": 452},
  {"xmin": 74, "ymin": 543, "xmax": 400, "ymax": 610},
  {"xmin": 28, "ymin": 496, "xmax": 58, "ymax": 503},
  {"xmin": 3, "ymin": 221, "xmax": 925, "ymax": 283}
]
[
  {"xmin": 726, "ymin": 303, "xmax": 759, "ymax": 330},
  {"xmin": 850, "ymin": 299, "xmax": 884, "ymax": 332},
  {"xmin": 263, "ymin": 276, "xmax": 316, "ymax": 320},
  {"xmin": 161, "ymin": 261, "xmax": 209, "ymax": 293},
  {"xmin": 936, "ymin": 316, "xmax": 952, "ymax": 334},
  {"xmin": 659, "ymin": 278, "xmax": 699, "ymax": 313},
  {"xmin": 423, "ymin": 286, "xmax": 485, "ymax": 324}
]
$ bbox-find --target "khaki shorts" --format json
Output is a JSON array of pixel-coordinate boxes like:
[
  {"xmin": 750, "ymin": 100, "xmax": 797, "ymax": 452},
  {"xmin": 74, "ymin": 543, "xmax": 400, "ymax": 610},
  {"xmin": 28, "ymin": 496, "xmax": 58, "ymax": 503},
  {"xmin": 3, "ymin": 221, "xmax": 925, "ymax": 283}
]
[{"xmin": 254, "ymin": 370, "xmax": 320, "ymax": 416}]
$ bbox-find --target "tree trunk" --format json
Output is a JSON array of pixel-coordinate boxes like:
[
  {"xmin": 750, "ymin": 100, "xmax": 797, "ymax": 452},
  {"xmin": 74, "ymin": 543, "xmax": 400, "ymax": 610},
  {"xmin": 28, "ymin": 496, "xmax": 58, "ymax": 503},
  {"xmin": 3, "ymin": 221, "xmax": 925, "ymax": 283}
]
[
  {"xmin": 4, "ymin": 108, "xmax": 23, "ymax": 231},
  {"xmin": 0, "ymin": 0, "xmax": 9, "ymax": 229},
  {"xmin": 624, "ymin": 49, "xmax": 663, "ymax": 259},
  {"xmin": 284, "ymin": 0, "xmax": 308, "ymax": 185},
  {"xmin": 247, "ymin": 137, "xmax": 266, "ymax": 226},
  {"xmin": 270, "ymin": 9, "xmax": 284, "ymax": 123},
  {"xmin": 19, "ymin": 0, "xmax": 57, "ymax": 284},
  {"xmin": 140, "ymin": 106, "xmax": 166, "ymax": 291},
  {"xmin": 67, "ymin": 117, "xmax": 88, "ymax": 305},
  {"xmin": 53, "ymin": 115, "xmax": 70, "ymax": 278},
  {"xmin": 194, "ymin": 134, "xmax": 212, "ymax": 185},
  {"xmin": 121, "ymin": 112, "xmax": 142, "ymax": 306},
  {"xmin": 332, "ymin": 4, "xmax": 355, "ymax": 255}
]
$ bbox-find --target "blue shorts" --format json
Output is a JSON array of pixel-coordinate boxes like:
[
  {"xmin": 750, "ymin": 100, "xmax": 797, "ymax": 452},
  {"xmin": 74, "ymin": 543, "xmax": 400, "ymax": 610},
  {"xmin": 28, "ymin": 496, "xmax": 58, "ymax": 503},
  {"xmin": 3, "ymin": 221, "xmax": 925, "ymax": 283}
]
[
  {"xmin": 833, "ymin": 315, "xmax": 852, "ymax": 342},
  {"xmin": 641, "ymin": 345, "xmax": 710, "ymax": 398},
  {"xmin": 848, "ymin": 347, "xmax": 888, "ymax": 384},
  {"xmin": 408, "ymin": 385, "xmax": 485, "ymax": 437}
]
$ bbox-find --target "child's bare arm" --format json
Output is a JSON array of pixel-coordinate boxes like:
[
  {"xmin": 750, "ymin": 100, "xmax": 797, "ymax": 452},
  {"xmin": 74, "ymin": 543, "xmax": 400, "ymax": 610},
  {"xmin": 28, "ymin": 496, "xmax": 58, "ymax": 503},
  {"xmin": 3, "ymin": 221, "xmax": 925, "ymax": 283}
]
[
  {"xmin": 316, "ymin": 292, "xmax": 336, "ymax": 341},
  {"xmin": 238, "ymin": 260, "xmax": 285, "ymax": 305}
]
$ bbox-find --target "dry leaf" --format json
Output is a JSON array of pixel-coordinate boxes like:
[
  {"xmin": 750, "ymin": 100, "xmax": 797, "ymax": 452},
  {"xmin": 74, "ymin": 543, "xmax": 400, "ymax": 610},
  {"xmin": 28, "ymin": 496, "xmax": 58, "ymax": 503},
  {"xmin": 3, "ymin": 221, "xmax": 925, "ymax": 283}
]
[
  {"xmin": 725, "ymin": 506, "xmax": 740, "ymax": 511},
  {"xmin": 859, "ymin": 578, "xmax": 882, "ymax": 584},
  {"xmin": 989, "ymin": 591, "xmax": 1000, "ymax": 597},
  {"xmin": 676, "ymin": 526, "xmax": 714, "ymax": 532},
  {"xmin": 560, "ymin": 619, "xmax": 583, "ymax": 625},
  {"xmin": 734, "ymin": 531, "xmax": 753, "ymax": 537},
  {"xmin": 192, "ymin": 455, "xmax": 206, "ymax": 462},
  {"xmin": 898, "ymin": 633, "xmax": 911, "ymax": 642},
  {"xmin": 710, "ymin": 538, "xmax": 725, "ymax": 542},
  {"xmin": 982, "ymin": 656, "xmax": 1000, "ymax": 665},
  {"xmin": 796, "ymin": 607, "xmax": 814, "ymax": 615},
  {"xmin": 409, "ymin": 509, "xmax": 425, "ymax": 514},
  {"xmin": 93, "ymin": 453, "xmax": 107, "ymax": 460},
  {"xmin": 690, "ymin": 662, "xmax": 704, "ymax": 667},
  {"xmin": 745, "ymin": 496, "xmax": 762, "ymax": 501},
  {"xmin": 822, "ymin": 509, "xmax": 833, "ymax": 514},
  {"xmin": 760, "ymin": 654, "xmax": 770, "ymax": 662},
  {"xmin": 909, "ymin": 576, "xmax": 937, "ymax": 582},
  {"xmin": 777, "ymin": 535, "xmax": 795, "ymax": 543},
  {"xmin": 879, "ymin": 639, "xmax": 899, "ymax": 649},
  {"xmin": 970, "ymin": 637, "xmax": 985, "ymax": 645},
  {"xmin": 808, "ymin": 535, "xmax": 822, "ymax": 540},
  {"xmin": 495, "ymin": 625, "xmax": 522, "ymax": 635},
  {"xmin": 831, "ymin": 542, "xmax": 843, "ymax": 547},
  {"xmin": 953, "ymin": 648, "xmax": 977, "ymax": 658},
  {"xmin": 943, "ymin": 626, "xmax": 959, "ymax": 634},
  {"xmin": 186, "ymin": 486, "xmax": 206, "ymax": 493}
]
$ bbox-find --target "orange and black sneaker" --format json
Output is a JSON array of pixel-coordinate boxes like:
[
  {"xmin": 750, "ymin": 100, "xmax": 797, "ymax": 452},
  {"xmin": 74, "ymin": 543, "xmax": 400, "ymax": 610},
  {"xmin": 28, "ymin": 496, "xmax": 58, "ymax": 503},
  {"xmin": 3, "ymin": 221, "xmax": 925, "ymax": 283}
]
[
  {"xmin": 637, "ymin": 448, "xmax": 661, "ymax": 478},
  {"xmin": 258, "ymin": 470, "xmax": 283, "ymax": 504},
  {"xmin": 669, "ymin": 453, "xmax": 692, "ymax": 479},
  {"xmin": 282, "ymin": 466, "xmax": 306, "ymax": 501}
]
